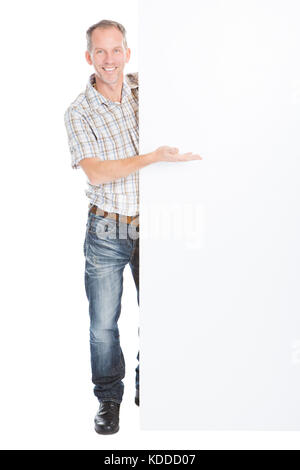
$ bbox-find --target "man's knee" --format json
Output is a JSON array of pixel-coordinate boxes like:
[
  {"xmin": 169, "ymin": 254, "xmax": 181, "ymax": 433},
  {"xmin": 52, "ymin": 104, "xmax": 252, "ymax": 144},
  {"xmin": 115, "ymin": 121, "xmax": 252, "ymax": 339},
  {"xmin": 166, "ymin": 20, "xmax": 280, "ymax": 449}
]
[{"xmin": 90, "ymin": 327, "xmax": 119, "ymax": 343}]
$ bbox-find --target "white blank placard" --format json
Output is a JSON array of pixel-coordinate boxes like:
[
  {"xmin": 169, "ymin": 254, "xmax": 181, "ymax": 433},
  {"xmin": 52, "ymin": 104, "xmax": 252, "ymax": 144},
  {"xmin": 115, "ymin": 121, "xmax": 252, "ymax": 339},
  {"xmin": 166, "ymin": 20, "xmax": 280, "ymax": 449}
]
[{"xmin": 139, "ymin": 0, "xmax": 300, "ymax": 429}]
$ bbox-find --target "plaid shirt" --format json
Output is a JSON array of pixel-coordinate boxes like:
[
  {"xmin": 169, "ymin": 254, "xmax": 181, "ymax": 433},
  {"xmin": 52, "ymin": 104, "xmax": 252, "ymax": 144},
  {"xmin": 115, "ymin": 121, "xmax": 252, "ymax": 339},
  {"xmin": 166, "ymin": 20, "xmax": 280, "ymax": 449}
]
[{"xmin": 64, "ymin": 72, "xmax": 139, "ymax": 215}]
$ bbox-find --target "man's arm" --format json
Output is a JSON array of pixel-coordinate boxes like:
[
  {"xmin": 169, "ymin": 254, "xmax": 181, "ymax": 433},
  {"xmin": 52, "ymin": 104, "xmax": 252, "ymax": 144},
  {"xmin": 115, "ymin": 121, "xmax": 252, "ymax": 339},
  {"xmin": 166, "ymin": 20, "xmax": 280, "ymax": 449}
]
[
  {"xmin": 80, "ymin": 146, "xmax": 202, "ymax": 185},
  {"xmin": 64, "ymin": 108, "xmax": 202, "ymax": 183}
]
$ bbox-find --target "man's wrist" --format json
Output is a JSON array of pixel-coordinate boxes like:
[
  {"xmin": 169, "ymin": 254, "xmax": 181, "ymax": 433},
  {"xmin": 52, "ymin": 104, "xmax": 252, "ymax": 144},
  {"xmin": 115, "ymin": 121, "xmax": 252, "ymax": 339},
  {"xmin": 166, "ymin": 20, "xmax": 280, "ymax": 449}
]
[{"xmin": 143, "ymin": 150, "xmax": 158, "ymax": 164}]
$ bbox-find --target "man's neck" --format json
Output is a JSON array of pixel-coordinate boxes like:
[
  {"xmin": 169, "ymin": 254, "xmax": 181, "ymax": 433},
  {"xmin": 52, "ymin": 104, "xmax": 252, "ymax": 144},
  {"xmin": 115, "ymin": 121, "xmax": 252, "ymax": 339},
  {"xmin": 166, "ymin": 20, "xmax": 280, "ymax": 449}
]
[{"xmin": 94, "ymin": 75, "xmax": 124, "ymax": 103}]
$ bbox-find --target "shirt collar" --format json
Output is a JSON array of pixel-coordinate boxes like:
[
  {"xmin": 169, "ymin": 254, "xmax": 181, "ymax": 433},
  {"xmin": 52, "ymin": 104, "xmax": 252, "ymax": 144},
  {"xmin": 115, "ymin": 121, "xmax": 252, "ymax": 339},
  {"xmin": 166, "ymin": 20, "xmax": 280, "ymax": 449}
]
[{"xmin": 86, "ymin": 72, "xmax": 138, "ymax": 111}]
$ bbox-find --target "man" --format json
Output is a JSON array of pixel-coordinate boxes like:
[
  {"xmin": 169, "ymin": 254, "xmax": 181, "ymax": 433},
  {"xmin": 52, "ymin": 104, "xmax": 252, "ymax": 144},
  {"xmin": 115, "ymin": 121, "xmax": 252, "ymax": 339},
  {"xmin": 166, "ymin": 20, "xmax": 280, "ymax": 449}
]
[{"xmin": 64, "ymin": 19, "xmax": 202, "ymax": 435}]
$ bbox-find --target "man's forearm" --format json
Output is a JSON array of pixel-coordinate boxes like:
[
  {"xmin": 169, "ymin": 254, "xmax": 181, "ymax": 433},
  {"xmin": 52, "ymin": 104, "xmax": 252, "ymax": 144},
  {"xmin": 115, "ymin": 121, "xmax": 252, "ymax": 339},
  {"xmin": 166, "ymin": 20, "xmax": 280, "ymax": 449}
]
[{"xmin": 89, "ymin": 152, "xmax": 157, "ymax": 185}]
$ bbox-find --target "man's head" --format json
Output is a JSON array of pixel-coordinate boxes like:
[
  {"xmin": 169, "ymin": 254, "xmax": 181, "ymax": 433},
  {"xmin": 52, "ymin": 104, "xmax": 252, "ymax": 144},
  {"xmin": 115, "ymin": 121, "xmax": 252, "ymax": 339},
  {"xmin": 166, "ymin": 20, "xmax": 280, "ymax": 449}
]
[{"xmin": 85, "ymin": 20, "xmax": 131, "ymax": 86}]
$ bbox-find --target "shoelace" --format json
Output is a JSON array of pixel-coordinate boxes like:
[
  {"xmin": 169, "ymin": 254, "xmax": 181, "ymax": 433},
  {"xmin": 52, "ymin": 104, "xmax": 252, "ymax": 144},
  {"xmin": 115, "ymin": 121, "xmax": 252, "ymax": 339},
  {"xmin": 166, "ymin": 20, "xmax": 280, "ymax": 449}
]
[{"xmin": 98, "ymin": 401, "xmax": 119, "ymax": 414}]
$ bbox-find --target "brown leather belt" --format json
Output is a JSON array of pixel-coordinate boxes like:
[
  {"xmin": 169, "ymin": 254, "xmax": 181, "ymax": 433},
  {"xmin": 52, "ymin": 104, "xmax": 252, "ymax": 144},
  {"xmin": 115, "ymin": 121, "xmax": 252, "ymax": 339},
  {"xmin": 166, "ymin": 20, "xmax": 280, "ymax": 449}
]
[{"xmin": 89, "ymin": 204, "xmax": 139, "ymax": 226}]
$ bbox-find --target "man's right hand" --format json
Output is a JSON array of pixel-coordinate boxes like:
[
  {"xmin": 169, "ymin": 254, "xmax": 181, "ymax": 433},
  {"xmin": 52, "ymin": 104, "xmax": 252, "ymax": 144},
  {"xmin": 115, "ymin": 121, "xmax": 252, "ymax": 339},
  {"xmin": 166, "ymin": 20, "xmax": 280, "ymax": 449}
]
[{"xmin": 153, "ymin": 146, "xmax": 203, "ymax": 162}]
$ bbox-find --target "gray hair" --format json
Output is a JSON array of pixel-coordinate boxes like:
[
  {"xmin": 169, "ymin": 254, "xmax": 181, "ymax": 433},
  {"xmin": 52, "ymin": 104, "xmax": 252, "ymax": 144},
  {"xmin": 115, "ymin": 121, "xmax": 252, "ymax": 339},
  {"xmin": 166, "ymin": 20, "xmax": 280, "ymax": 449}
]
[{"xmin": 86, "ymin": 19, "xmax": 128, "ymax": 53}]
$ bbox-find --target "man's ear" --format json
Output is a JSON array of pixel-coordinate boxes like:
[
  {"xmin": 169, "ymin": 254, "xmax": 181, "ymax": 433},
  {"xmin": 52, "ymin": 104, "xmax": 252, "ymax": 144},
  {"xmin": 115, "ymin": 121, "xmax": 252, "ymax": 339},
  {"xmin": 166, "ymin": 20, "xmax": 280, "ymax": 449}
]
[
  {"xmin": 126, "ymin": 48, "xmax": 131, "ymax": 64},
  {"xmin": 85, "ymin": 50, "xmax": 93, "ymax": 65}
]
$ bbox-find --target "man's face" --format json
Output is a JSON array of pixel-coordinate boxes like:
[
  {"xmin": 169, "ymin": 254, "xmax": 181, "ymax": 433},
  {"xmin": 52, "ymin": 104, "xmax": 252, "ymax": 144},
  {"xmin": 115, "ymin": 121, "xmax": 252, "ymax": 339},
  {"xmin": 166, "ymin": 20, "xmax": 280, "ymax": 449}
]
[{"xmin": 85, "ymin": 27, "xmax": 130, "ymax": 86}]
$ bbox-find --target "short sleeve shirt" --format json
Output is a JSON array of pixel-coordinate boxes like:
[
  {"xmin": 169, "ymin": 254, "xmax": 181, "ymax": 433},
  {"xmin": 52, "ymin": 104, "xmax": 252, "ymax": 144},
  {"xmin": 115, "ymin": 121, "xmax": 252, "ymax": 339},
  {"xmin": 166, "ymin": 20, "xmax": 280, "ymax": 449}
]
[{"xmin": 64, "ymin": 72, "xmax": 139, "ymax": 216}]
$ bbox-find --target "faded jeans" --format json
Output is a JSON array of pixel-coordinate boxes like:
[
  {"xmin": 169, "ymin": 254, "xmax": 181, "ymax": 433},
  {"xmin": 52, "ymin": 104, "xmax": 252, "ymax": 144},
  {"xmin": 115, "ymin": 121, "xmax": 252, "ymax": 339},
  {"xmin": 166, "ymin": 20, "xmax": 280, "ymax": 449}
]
[{"xmin": 83, "ymin": 207, "xmax": 139, "ymax": 404}]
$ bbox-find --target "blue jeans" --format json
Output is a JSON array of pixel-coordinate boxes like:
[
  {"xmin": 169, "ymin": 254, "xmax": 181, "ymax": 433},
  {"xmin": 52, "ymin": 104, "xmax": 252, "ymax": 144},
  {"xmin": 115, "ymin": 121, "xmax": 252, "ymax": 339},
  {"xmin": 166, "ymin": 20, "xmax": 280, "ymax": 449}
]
[{"xmin": 83, "ymin": 208, "xmax": 139, "ymax": 404}]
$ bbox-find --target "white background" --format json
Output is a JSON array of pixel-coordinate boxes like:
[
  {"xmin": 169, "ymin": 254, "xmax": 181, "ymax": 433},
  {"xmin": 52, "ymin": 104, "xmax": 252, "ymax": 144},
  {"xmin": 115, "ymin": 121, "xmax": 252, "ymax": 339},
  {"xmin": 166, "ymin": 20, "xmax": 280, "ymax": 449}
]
[{"xmin": 0, "ymin": 0, "xmax": 299, "ymax": 449}]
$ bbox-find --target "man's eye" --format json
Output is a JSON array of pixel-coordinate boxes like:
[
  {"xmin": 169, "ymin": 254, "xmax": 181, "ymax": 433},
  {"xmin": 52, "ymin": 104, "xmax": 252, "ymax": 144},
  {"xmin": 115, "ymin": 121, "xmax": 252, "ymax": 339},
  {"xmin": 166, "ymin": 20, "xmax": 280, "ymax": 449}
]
[{"xmin": 97, "ymin": 50, "xmax": 103, "ymax": 54}]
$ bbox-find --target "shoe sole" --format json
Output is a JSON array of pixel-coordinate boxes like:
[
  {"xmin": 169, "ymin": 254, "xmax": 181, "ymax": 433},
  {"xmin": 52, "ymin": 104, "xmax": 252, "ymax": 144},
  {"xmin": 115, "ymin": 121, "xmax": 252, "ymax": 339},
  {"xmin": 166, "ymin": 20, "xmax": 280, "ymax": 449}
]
[{"xmin": 95, "ymin": 425, "xmax": 119, "ymax": 435}]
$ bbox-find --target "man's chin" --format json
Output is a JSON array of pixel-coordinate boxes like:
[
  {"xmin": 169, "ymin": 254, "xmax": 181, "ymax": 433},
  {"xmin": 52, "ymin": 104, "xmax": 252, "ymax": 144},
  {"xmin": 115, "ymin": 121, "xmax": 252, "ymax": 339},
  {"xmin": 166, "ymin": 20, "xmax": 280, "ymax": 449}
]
[{"xmin": 100, "ymin": 77, "xmax": 119, "ymax": 86}]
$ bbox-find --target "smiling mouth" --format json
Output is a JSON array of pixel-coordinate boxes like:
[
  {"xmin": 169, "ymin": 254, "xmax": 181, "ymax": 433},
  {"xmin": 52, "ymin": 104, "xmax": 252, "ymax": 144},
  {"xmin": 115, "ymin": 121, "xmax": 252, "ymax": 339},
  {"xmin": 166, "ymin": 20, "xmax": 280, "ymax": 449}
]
[{"xmin": 102, "ymin": 67, "xmax": 117, "ymax": 72}]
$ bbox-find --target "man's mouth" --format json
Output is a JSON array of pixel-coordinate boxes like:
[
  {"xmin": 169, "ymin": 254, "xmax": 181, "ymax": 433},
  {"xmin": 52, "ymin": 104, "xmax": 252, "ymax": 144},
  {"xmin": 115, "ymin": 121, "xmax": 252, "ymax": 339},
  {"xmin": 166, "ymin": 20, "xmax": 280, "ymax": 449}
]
[{"xmin": 102, "ymin": 67, "xmax": 117, "ymax": 72}]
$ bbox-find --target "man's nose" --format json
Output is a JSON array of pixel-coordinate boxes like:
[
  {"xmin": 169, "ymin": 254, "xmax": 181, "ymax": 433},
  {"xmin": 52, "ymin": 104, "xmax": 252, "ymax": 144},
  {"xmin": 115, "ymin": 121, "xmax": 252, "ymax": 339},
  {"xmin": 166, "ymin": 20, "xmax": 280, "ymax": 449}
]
[{"xmin": 104, "ymin": 52, "xmax": 114, "ymax": 63}]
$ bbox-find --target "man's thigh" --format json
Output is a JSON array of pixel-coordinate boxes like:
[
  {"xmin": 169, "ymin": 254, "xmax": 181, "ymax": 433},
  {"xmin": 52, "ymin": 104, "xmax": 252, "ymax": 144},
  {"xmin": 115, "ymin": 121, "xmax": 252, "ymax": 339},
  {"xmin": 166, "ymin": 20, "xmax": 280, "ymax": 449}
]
[{"xmin": 84, "ymin": 215, "xmax": 132, "ymax": 326}]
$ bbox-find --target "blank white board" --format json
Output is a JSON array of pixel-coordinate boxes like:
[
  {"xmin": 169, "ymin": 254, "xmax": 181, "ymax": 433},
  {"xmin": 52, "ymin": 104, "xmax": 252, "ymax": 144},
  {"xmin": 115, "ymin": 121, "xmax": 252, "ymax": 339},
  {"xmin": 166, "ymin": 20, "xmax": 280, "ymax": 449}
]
[{"xmin": 139, "ymin": 0, "xmax": 300, "ymax": 429}]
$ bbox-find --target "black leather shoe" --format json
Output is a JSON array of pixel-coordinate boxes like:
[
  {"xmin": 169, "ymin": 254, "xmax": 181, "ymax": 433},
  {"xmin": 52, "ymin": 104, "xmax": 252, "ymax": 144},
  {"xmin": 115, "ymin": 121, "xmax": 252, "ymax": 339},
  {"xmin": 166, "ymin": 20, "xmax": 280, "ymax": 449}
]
[
  {"xmin": 94, "ymin": 401, "xmax": 120, "ymax": 434},
  {"xmin": 135, "ymin": 389, "xmax": 139, "ymax": 406}
]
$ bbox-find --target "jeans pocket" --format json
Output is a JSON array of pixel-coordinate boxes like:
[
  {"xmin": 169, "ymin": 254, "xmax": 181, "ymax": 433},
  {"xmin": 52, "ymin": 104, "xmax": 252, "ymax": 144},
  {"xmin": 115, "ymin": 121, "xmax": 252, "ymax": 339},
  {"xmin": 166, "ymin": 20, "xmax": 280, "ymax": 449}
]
[{"xmin": 88, "ymin": 214, "xmax": 117, "ymax": 240}]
